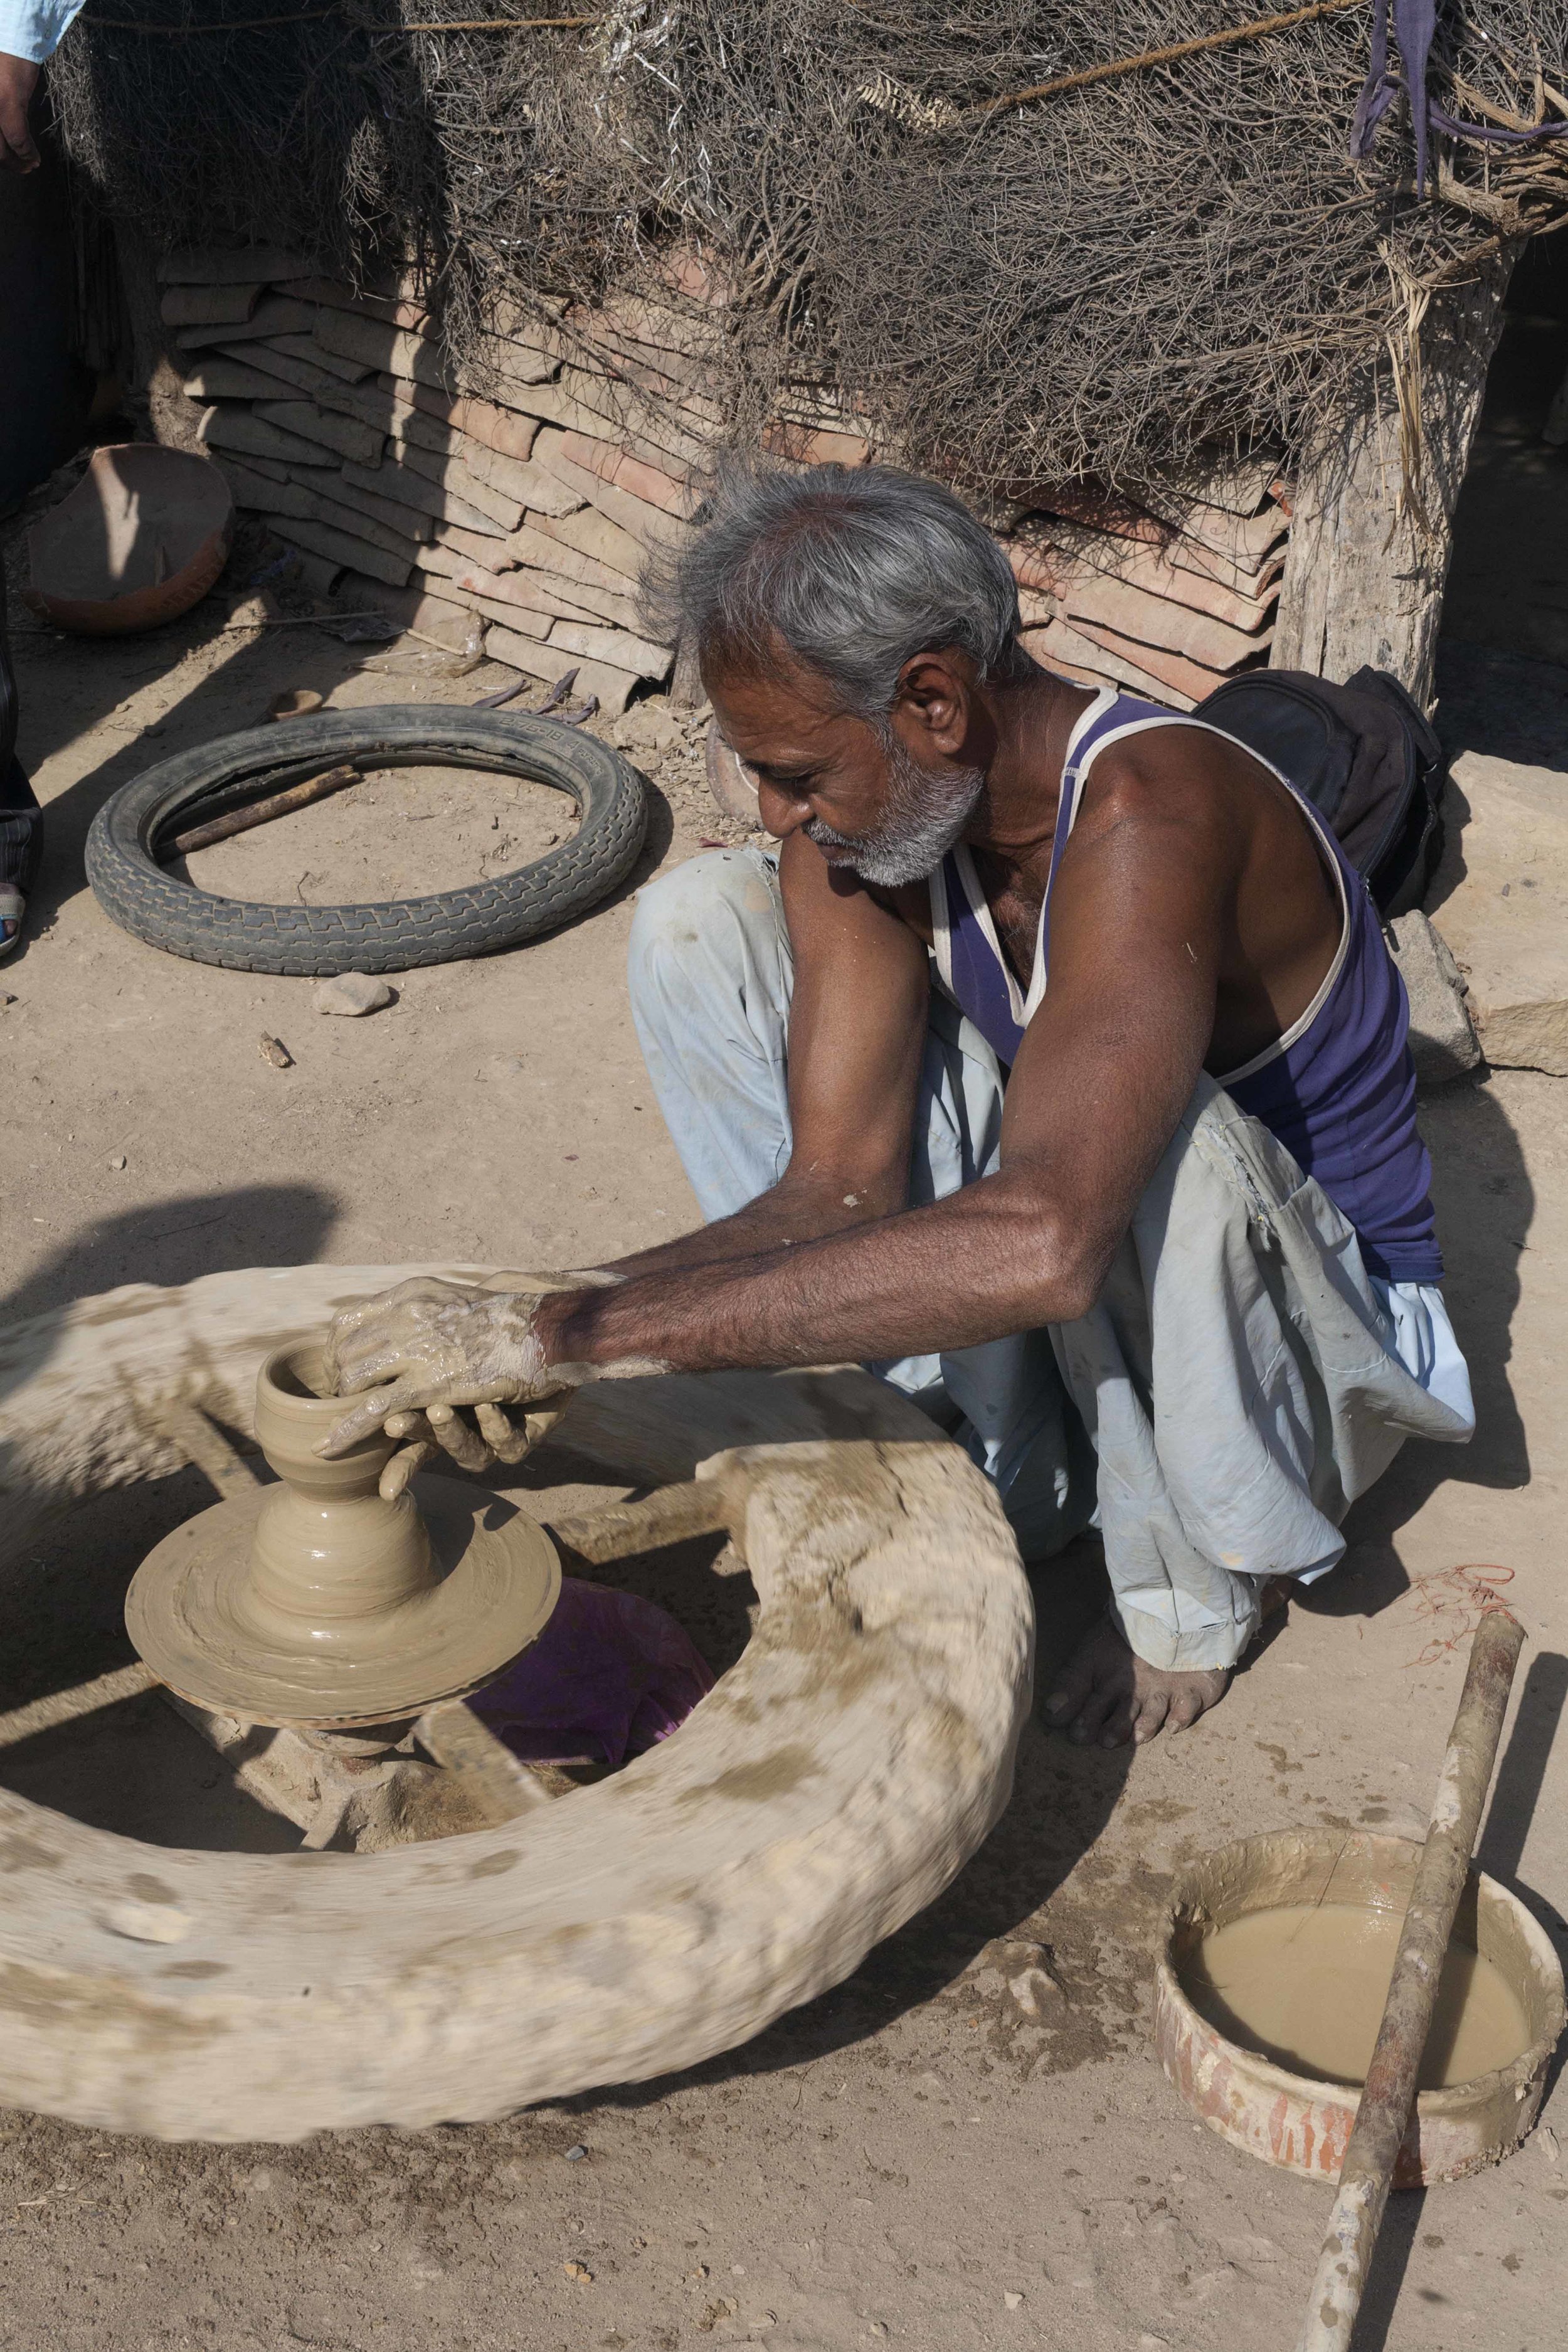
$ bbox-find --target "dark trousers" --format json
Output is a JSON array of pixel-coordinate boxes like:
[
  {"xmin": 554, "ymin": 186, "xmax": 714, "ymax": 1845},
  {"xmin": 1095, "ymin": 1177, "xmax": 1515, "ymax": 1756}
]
[{"xmin": 0, "ymin": 566, "xmax": 41, "ymax": 896}]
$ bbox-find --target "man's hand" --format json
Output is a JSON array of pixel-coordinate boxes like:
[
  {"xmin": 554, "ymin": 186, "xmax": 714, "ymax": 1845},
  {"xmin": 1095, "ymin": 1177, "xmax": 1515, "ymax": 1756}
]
[
  {"xmin": 319, "ymin": 1276, "xmax": 581, "ymax": 1496},
  {"xmin": 0, "ymin": 54, "xmax": 40, "ymax": 172}
]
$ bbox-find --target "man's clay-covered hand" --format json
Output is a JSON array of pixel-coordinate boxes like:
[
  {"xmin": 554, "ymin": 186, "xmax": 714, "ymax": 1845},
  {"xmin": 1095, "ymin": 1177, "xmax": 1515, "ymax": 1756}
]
[
  {"xmin": 317, "ymin": 1273, "xmax": 608, "ymax": 1497},
  {"xmin": 0, "ymin": 55, "xmax": 41, "ymax": 171}
]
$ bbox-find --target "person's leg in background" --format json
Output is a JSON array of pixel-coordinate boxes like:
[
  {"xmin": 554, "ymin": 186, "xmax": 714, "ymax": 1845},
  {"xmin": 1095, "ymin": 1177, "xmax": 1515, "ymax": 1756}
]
[
  {"xmin": 1, "ymin": 20, "xmax": 96, "ymax": 957},
  {"xmin": 0, "ymin": 563, "xmax": 41, "ymax": 953}
]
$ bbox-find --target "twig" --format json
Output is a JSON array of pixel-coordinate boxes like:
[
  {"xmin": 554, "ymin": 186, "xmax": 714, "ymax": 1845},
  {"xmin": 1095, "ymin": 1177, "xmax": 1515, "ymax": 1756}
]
[
  {"xmin": 6, "ymin": 610, "xmax": 393, "ymax": 638},
  {"xmin": 402, "ymin": 13, "xmax": 600, "ymax": 24},
  {"xmin": 80, "ymin": 6, "xmax": 600, "ymax": 28},
  {"xmin": 963, "ymin": 0, "xmax": 1364, "ymax": 122},
  {"xmin": 80, "ymin": 6, "xmax": 344, "ymax": 29}
]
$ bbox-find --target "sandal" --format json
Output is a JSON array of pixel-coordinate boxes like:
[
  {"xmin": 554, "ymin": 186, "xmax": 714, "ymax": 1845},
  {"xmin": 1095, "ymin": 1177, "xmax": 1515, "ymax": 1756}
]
[{"xmin": 0, "ymin": 883, "xmax": 24, "ymax": 959}]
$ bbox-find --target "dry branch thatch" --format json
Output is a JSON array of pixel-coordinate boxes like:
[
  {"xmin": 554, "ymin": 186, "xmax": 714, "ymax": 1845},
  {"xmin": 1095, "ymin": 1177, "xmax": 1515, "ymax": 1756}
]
[{"xmin": 49, "ymin": 1, "xmax": 1568, "ymax": 507}]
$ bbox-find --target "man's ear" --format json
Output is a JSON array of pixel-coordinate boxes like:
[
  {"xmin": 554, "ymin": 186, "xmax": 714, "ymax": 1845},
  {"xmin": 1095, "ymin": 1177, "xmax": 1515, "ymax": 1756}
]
[{"xmin": 893, "ymin": 650, "xmax": 974, "ymax": 753}]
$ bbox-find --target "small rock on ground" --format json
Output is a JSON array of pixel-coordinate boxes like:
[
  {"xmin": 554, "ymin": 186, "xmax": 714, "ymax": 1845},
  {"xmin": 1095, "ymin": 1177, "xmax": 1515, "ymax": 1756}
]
[{"xmin": 314, "ymin": 972, "xmax": 394, "ymax": 1017}]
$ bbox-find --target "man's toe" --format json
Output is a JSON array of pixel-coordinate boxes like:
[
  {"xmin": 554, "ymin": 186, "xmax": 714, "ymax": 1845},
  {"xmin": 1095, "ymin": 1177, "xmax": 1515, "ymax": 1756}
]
[
  {"xmin": 1044, "ymin": 1676, "xmax": 1086, "ymax": 1724},
  {"xmin": 1167, "ymin": 1669, "xmax": 1229, "ymax": 1732},
  {"xmin": 1126, "ymin": 1687, "xmax": 1172, "ymax": 1745},
  {"xmin": 1044, "ymin": 1653, "xmax": 1096, "ymax": 1723},
  {"xmin": 1068, "ymin": 1682, "xmax": 1121, "ymax": 1744}
]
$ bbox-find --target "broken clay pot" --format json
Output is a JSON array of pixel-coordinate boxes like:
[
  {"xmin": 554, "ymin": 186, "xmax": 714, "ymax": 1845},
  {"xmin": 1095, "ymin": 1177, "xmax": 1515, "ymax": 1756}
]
[{"xmin": 26, "ymin": 444, "xmax": 233, "ymax": 636}]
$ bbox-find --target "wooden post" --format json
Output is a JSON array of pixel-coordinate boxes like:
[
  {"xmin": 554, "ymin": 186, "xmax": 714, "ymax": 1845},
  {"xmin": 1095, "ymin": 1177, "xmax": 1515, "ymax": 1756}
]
[
  {"xmin": 1295, "ymin": 1608, "xmax": 1527, "ymax": 2351},
  {"xmin": 1272, "ymin": 252, "xmax": 1517, "ymax": 706}
]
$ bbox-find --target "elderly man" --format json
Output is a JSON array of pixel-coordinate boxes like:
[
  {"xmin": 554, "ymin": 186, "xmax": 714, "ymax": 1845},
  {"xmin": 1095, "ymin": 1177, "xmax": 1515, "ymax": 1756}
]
[{"xmin": 324, "ymin": 463, "xmax": 1473, "ymax": 1747}]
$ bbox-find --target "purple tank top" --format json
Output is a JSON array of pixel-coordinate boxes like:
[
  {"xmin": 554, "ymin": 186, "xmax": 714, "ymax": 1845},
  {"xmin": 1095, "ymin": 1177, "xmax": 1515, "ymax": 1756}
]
[{"xmin": 930, "ymin": 686, "xmax": 1442, "ymax": 1285}]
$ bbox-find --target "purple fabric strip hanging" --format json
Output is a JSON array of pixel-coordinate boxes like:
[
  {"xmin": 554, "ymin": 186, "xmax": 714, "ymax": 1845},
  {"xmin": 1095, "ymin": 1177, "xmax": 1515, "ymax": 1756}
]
[{"xmin": 1350, "ymin": 0, "xmax": 1568, "ymax": 192}]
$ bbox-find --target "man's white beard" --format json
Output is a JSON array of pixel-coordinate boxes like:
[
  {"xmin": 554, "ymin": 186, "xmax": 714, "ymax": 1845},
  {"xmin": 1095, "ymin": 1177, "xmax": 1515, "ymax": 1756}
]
[{"xmin": 805, "ymin": 734, "xmax": 986, "ymax": 887}]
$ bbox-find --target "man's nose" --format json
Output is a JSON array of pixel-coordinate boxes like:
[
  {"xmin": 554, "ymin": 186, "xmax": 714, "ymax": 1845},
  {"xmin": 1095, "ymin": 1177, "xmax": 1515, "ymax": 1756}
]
[{"xmin": 756, "ymin": 777, "xmax": 812, "ymax": 838}]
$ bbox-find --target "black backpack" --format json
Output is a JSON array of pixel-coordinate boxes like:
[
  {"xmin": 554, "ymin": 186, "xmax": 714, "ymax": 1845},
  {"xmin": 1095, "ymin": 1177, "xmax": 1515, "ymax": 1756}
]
[{"xmin": 1194, "ymin": 667, "xmax": 1448, "ymax": 918}]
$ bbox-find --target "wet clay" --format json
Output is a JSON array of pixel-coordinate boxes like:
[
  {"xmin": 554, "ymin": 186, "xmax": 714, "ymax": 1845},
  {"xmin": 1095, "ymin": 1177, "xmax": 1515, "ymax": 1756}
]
[
  {"xmin": 1182, "ymin": 1902, "xmax": 1530, "ymax": 2089},
  {"xmin": 124, "ymin": 1340, "xmax": 561, "ymax": 1727}
]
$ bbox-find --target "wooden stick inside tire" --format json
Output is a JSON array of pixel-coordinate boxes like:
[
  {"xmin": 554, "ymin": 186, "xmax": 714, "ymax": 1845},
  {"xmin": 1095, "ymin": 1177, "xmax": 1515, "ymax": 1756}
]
[{"xmin": 167, "ymin": 763, "xmax": 361, "ymax": 857}]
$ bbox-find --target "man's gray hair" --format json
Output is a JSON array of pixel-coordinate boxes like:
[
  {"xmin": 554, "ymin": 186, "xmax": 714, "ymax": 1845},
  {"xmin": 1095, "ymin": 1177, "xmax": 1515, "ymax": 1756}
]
[{"xmin": 644, "ymin": 459, "xmax": 1024, "ymax": 719}]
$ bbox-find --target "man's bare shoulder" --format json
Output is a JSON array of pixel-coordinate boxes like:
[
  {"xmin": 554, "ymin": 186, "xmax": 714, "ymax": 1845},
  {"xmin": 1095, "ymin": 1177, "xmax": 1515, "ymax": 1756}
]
[
  {"xmin": 1065, "ymin": 717, "xmax": 1299, "ymax": 871},
  {"xmin": 1084, "ymin": 714, "xmax": 1277, "ymax": 810}
]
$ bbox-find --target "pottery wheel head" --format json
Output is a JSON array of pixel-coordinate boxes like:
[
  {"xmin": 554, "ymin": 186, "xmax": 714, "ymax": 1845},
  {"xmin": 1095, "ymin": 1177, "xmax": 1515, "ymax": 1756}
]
[{"xmin": 124, "ymin": 1341, "xmax": 561, "ymax": 1729}]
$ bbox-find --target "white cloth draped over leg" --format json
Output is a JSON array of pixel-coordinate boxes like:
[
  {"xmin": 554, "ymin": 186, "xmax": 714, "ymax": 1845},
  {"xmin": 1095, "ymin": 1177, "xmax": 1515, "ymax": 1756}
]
[{"xmin": 628, "ymin": 847, "xmax": 1475, "ymax": 1673}]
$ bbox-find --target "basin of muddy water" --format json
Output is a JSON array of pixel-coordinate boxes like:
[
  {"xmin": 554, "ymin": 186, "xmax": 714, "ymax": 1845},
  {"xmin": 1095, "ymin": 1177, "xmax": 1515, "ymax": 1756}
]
[{"xmin": 1155, "ymin": 1829, "xmax": 1565, "ymax": 2186}]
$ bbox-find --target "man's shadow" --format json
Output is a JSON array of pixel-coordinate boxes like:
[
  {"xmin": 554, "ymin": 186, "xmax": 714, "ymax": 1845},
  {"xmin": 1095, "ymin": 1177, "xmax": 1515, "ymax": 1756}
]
[{"xmin": 1301, "ymin": 636, "xmax": 1553, "ymax": 1624}]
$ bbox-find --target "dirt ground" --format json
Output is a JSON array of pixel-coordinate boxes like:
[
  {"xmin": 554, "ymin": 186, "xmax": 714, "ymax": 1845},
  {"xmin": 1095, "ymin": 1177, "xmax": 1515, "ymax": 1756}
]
[{"xmin": 3, "ymin": 541, "xmax": 1568, "ymax": 2352}]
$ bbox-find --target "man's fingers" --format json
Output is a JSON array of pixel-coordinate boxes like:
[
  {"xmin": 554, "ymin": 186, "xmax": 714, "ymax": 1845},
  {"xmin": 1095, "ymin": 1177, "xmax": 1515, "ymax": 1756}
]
[
  {"xmin": 383, "ymin": 1409, "xmax": 432, "ymax": 1441},
  {"xmin": 475, "ymin": 1401, "xmax": 533, "ymax": 1463},
  {"xmin": 379, "ymin": 1440, "xmax": 437, "ymax": 1502},
  {"xmin": 322, "ymin": 1276, "xmax": 477, "ymax": 1384},
  {"xmin": 317, "ymin": 1380, "xmax": 426, "ymax": 1456},
  {"xmin": 0, "ymin": 113, "xmax": 38, "ymax": 169},
  {"xmin": 330, "ymin": 1341, "xmax": 441, "ymax": 1396},
  {"xmin": 333, "ymin": 1276, "xmax": 475, "ymax": 1337},
  {"xmin": 0, "ymin": 58, "xmax": 41, "ymax": 172},
  {"xmin": 426, "ymin": 1403, "xmax": 493, "ymax": 1472}
]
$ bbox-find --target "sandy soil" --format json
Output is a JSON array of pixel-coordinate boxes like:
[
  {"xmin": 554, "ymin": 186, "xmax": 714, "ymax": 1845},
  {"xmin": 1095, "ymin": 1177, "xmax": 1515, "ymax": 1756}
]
[{"xmin": 3, "ymin": 543, "xmax": 1568, "ymax": 2350}]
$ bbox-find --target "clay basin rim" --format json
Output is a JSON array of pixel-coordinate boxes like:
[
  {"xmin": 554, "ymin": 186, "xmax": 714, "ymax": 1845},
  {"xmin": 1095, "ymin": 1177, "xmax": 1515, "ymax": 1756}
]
[
  {"xmin": 27, "ymin": 443, "xmax": 233, "ymax": 637},
  {"xmin": 1154, "ymin": 1828, "xmax": 1566, "ymax": 2186}
]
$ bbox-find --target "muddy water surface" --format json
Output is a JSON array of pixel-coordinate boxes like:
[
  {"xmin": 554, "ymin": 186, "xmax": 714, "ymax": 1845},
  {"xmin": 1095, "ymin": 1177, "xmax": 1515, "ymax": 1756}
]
[{"xmin": 1182, "ymin": 1900, "xmax": 1531, "ymax": 2088}]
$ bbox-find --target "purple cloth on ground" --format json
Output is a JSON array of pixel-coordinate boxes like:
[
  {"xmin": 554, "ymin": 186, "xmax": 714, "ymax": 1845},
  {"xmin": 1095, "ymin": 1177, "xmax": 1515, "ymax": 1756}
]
[{"xmin": 465, "ymin": 1577, "xmax": 714, "ymax": 1769}]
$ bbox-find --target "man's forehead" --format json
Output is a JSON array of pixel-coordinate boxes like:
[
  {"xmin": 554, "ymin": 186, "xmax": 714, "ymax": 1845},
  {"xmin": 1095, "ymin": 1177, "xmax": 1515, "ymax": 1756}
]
[{"xmin": 707, "ymin": 658, "xmax": 851, "ymax": 758}]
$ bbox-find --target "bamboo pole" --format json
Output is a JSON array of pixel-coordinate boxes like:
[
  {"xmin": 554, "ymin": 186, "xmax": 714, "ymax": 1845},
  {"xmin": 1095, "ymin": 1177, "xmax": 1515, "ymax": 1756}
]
[{"xmin": 1296, "ymin": 1608, "xmax": 1527, "ymax": 2352}]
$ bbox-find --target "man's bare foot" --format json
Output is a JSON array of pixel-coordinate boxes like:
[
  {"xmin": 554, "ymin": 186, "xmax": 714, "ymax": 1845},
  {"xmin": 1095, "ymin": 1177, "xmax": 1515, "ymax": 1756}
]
[{"xmin": 1043, "ymin": 1616, "xmax": 1230, "ymax": 1747}]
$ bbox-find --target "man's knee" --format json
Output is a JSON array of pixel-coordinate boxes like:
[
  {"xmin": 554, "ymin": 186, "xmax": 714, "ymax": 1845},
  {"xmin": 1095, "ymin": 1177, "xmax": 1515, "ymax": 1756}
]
[{"xmin": 627, "ymin": 847, "xmax": 781, "ymax": 1008}]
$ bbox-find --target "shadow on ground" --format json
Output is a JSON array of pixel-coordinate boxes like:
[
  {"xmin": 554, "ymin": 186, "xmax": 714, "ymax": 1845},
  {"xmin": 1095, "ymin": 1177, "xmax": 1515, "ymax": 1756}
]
[
  {"xmin": 0, "ymin": 1181, "xmax": 339, "ymax": 1325},
  {"xmin": 1301, "ymin": 1067, "xmax": 1534, "ymax": 1625}
]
